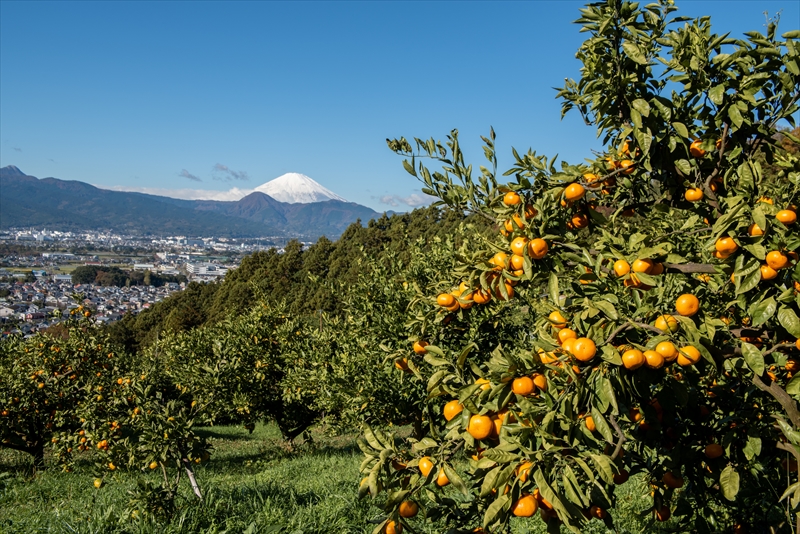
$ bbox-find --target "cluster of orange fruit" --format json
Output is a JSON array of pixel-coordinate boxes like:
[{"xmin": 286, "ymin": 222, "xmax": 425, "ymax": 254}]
[{"xmin": 715, "ymin": 209, "xmax": 797, "ymax": 281}]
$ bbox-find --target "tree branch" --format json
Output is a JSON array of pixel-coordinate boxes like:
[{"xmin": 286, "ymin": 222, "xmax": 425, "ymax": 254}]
[
  {"xmin": 663, "ymin": 262, "xmax": 717, "ymax": 274},
  {"xmin": 608, "ymin": 414, "xmax": 626, "ymax": 461},
  {"xmin": 753, "ymin": 373, "xmax": 800, "ymax": 428}
]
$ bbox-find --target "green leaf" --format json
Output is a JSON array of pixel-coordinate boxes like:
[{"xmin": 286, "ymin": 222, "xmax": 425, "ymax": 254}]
[
  {"xmin": 741, "ymin": 342, "xmax": 765, "ymax": 376},
  {"xmin": 622, "ymin": 42, "xmax": 648, "ymax": 64},
  {"xmin": 424, "ymin": 354, "xmax": 449, "ymax": 367},
  {"xmin": 548, "ymin": 273, "xmax": 560, "ymax": 307},
  {"xmin": 442, "ymin": 464, "xmax": 469, "ymax": 496},
  {"xmin": 787, "ymin": 374, "xmax": 800, "ymax": 396},
  {"xmin": 720, "ymin": 465, "xmax": 740, "ymax": 501},
  {"xmin": 778, "ymin": 307, "xmax": 800, "ymax": 337},
  {"xmin": 632, "ymin": 99, "xmax": 651, "ymax": 117},
  {"xmin": 728, "ymin": 106, "xmax": 743, "ymax": 129},
  {"xmin": 709, "ymin": 84, "xmax": 725, "ymax": 105},
  {"xmin": 482, "ymin": 494, "xmax": 510, "ymax": 528},
  {"xmin": 591, "ymin": 407, "xmax": 614, "ymax": 443},
  {"xmin": 587, "ymin": 454, "xmax": 614, "ymax": 484},
  {"xmin": 743, "ymin": 435, "xmax": 762, "ymax": 460},
  {"xmin": 675, "ymin": 159, "xmax": 692, "ymax": 175},
  {"xmin": 749, "ymin": 297, "xmax": 777, "ymax": 327},
  {"xmin": 735, "ymin": 259, "xmax": 761, "ymax": 295},
  {"xmin": 752, "ymin": 205, "xmax": 768, "ymax": 233},
  {"xmin": 593, "ymin": 300, "xmax": 618, "ymax": 320},
  {"xmin": 672, "ymin": 122, "xmax": 689, "ymax": 138}
]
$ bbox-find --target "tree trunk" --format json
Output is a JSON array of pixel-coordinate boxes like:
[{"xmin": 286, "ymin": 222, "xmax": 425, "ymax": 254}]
[{"xmin": 412, "ymin": 410, "xmax": 424, "ymax": 441}]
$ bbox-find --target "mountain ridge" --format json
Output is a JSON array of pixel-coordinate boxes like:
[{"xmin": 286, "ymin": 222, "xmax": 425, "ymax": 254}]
[{"xmin": 0, "ymin": 166, "xmax": 384, "ymax": 239}]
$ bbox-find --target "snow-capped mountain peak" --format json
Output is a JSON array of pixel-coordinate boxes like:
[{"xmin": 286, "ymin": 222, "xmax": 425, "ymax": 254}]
[{"xmin": 254, "ymin": 173, "xmax": 346, "ymax": 204}]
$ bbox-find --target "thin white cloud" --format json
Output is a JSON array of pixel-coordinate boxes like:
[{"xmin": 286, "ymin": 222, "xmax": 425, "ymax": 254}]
[
  {"xmin": 100, "ymin": 185, "xmax": 252, "ymax": 201},
  {"xmin": 378, "ymin": 192, "xmax": 437, "ymax": 208},
  {"xmin": 212, "ymin": 163, "xmax": 249, "ymax": 181},
  {"xmin": 179, "ymin": 169, "xmax": 202, "ymax": 182}
]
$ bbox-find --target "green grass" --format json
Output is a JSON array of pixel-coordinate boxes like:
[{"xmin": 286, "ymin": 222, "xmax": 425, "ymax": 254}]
[{"xmin": 0, "ymin": 424, "xmax": 676, "ymax": 534}]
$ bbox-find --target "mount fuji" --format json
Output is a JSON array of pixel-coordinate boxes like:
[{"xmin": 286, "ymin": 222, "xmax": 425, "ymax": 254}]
[{"xmin": 254, "ymin": 173, "xmax": 347, "ymax": 204}]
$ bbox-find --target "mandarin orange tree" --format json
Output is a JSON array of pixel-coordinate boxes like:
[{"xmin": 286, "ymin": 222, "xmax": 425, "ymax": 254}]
[
  {"xmin": 0, "ymin": 312, "xmax": 137, "ymax": 470},
  {"xmin": 361, "ymin": 1, "xmax": 800, "ymax": 532}
]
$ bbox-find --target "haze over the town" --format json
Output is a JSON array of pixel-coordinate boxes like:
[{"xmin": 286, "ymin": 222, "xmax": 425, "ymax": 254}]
[{"xmin": 1, "ymin": 0, "xmax": 798, "ymax": 212}]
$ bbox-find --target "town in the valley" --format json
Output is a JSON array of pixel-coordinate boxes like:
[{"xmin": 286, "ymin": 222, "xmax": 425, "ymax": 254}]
[{"xmin": 0, "ymin": 228, "xmax": 303, "ymax": 337}]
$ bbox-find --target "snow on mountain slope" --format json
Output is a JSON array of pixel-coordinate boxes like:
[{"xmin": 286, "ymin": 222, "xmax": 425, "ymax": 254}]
[{"xmin": 254, "ymin": 173, "xmax": 347, "ymax": 204}]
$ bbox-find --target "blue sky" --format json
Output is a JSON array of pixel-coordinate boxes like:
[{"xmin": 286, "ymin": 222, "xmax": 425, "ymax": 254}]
[{"xmin": 1, "ymin": 1, "xmax": 798, "ymax": 212}]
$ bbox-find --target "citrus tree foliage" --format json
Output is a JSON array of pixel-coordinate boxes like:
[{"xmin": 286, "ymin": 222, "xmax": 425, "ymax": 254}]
[
  {"xmin": 0, "ymin": 313, "xmax": 137, "ymax": 468},
  {"xmin": 362, "ymin": 1, "xmax": 800, "ymax": 532}
]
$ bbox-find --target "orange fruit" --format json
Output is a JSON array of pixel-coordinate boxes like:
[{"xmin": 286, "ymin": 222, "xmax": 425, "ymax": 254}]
[
  {"xmin": 613, "ymin": 260, "xmax": 631, "ymax": 277},
  {"xmin": 644, "ymin": 350, "xmax": 665, "ymax": 369},
  {"xmin": 149, "ymin": 461, "xmax": 158, "ymax": 470},
  {"xmin": 619, "ymin": 160, "xmax": 635, "ymax": 174},
  {"xmin": 509, "ymin": 254, "xmax": 525, "ymax": 270},
  {"xmin": 528, "ymin": 238, "xmax": 548, "ymax": 259},
  {"xmin": 494, "ymin": 281, "xmax": 515, "ymax": 301},
  {"xmin": 759, "ymin": 196, "xmax": 774, "ymax": 204},
  {"xmin": 655, "ymin": 315, "xmax": 680, "ymax": 332},
  {"xmin": 476, "ymin": 378, "xmax": 492, "ymax": 391},
  {"xmin": 395, "ymin": 358, "xmax": 410, "ymax": 371},
  {"xmin": 558, "ymin": 328, "xmax": 578, "ymax": 345},
  {"xmin": 675, "ymin": 294, "xmax": 700, "ymax": 316},
  {"xmin": 384, "ymin": 520, "xmax": 402, "ymax": 534},
  {"xmin": 689, "ymin": 139, "xmax": 706, "ymax": 158},
  {"xmin": 632, "ymin": 258, "xmax": 654, "ymax": 274},
  {"xmin": 398, "ymin": 500, "xmax": 419, "ymax": 517},
  {"xmin": 656, "ymin": 506, "xmax": 671, "ymax": 522},
  {"xmin": 622, "ymin": 349, "xmax": 646, "ymax": 370},
  {"xmin": 504, "ymin": 215, "xmax": 525, "ymax": 233},
  {"xmin": 561, "ymin": 337, "xmax": 577, "ymax": 355},
  {"xmin": 677, "ymin": 345, "xmax": 702, "ymax": 366},
  {"xmin": 533, "ymin": 488, "xmax": 554, "ymax": 510},
  {"xmin": 512, "ymin": 377, "xmax": 535, "ymax": 396},
  {"xmin": 515, "ymin": 461, "xmax": 533, "ymax": 482},
  {"xmin": 570, "ymin": 212, "xmax": 590, "ymax": 229},
  {"xmin": 473, "ymin": 289, "xmax": 492, "ymax": 305},
  {"xmin": 436, "ymin": 470, "xmax": 450, "ymax": 487},
  {"xmin": 437, "ymin": 293, "xmax": 456, "ymax": 307},
  {"xmin": 548, "ymin": 310, "xmax": 567, "ymax": 329},
  {"xmin": 572, "ymin": 338, "xmax": 597, "ymax": 362},
  {"xmin": 418, "ymin": 456, "xmax": 434, "ymax": 477},
  {"xmin": 662, "ymin": 472, "xmax": 684, "ymax": 488},
  {"xmin": 510, "ymin": 237, "xmax": 528, "ymax": 256},
  {"xmin": 443, "ymin": 400, "xmax": 463, "ymax": 421},
  {"xmin": 766, "ymin": 251, "xmax": 789, "ymax": 270},
  {"xmin": 468, "ymin": 414, "xmax": 494, "ymax": 440},
  {"xmin": 748, "ymin": 223, "xmax": 764, "ymax": 236},
  {"xmin": 685, "ymin": 188, "xmax": 704, "ymax": 202},
  {"xmin": 650, "ymin": 262, "xmax": 664, "ymax": 275},
  {"xmin": 715, "ymin": 237, "xmax": 738, "ymax": 255},
  {"xmin": 777, "ymin": 210, "xmax": 797, "ymax": 225},
  {"xmin": 489, "ymin": 252, "xmax": 509, "ymax": 271},
  {"xmin": 512, "ymin": 494, "xmax": 539, "ymax": 517},
  {"xmin": 704, "ymin": 443, "xmax": 723, "ymax": 459},
  {"xmin": 532, "ymin": 373, "xmax": 547, "ymax": 391},
  {"xmin": 539, "ymin": 350, "xmax": 558, "ymax": 365},
  {"xmin": 760, "ymin": 264, "xmax": 778, "ymax": 280},
  {"xmin": 584, "ymin": 172, "xmax": 600, "ymax": 183},
  {"xmin": 655, "ymin": 341, "xmax": 678, "ymax": 362},
  {"xmin": 503, "ymin": 191, "xmax": 521, "ymax": 206},
  {"xmin": 564, "ymin": 183, "xmax": 585, "ymax": 202},
  {"xmin": 584, "ymin": 415, "xmax": 596, "ymax": 432},
  {"xmin": 590, "ymin": 505, "xmax": 607, "ymax": 519},
  {"xmin": 613, "ymin": 469, "xmax": 629, "ymax": 484},
  {"xmin": 413, "ymin": 341, "xmax": 428, "ymax": 354}
]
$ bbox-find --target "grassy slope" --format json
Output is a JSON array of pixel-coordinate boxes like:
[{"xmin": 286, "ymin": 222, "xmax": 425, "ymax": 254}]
[{"xmin": 0, "ymin": 424, "xmax": 672, "ymax": 534}]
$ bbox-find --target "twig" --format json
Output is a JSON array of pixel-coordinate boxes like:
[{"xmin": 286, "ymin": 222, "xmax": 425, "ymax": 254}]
[{"xmin": 608, "ymin": 414, "xmax": 626, "ymax": 461}]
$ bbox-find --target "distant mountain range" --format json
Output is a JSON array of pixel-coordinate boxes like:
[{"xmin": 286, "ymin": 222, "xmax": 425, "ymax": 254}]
[{"xmin": 0, "ymin": 166, "xmax": 384, "ymax": 239}]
